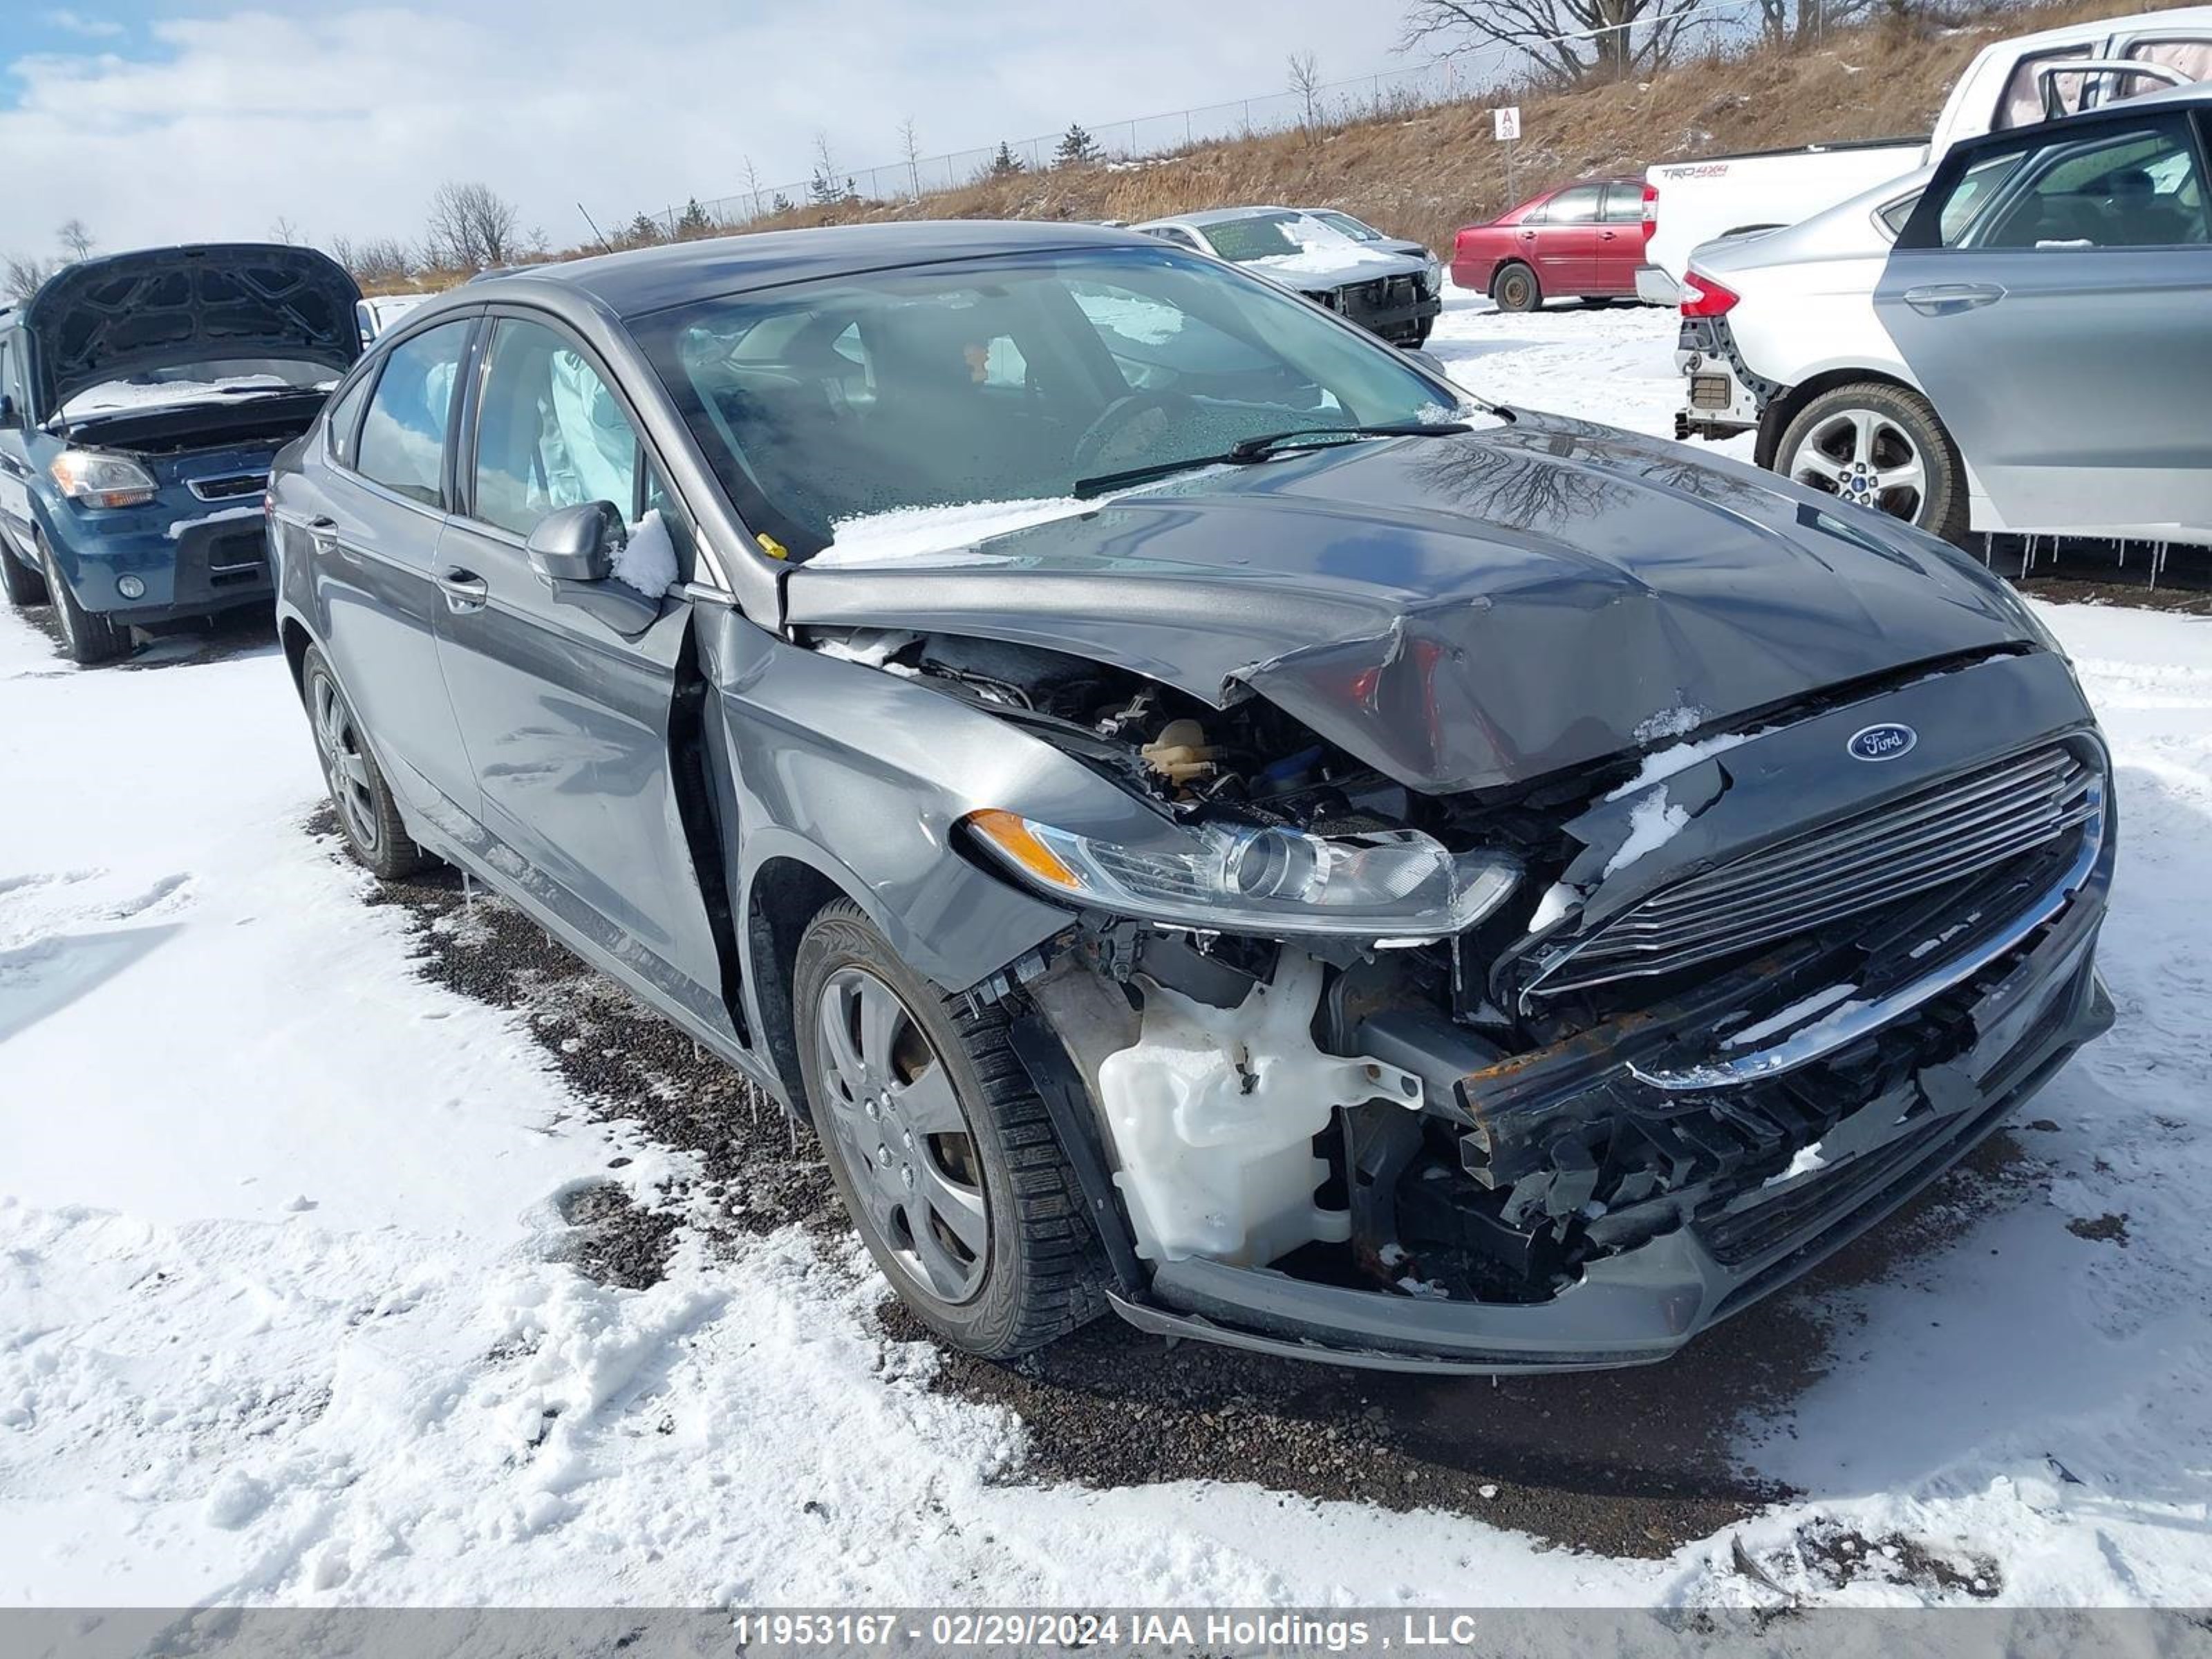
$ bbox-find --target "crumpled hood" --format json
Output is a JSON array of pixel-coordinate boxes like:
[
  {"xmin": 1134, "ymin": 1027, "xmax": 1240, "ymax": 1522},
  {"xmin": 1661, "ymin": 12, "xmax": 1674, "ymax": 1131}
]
[
  {"xmin": 782, "ymin": 413, "xmax": 2041, "ymax": 793},
  {"xmin": 22, "ymin": 243, "xmax": 362, "ymax": 419}
]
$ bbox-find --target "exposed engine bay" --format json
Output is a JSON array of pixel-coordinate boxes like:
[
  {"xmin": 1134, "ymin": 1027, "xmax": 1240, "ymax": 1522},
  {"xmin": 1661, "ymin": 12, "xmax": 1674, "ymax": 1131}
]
[{"xmin": 803, "ymin": 621, "xmax": 2112, "ymax": 1352}]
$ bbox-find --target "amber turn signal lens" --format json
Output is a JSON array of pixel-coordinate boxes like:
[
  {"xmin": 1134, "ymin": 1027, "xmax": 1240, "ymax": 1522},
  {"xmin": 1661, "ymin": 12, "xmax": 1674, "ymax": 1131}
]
[{"xmin": 964, "ymin": 809, "xmax": 1080, "ymax": 891}]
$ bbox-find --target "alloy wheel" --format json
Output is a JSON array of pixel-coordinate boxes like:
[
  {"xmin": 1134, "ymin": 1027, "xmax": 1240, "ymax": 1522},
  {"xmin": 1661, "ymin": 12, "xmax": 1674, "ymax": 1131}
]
[
  {"xmin": 1786, "ymin": 408, "xmax": 1928, "ymax": 523},
  {"xmin": 814, "ymin": 966, "xmax": 989, "ymax": 1303},
  {"xmin": 310, "ymin": 671, "xmax": 381, "ymax": 853},
  {"xmin": 39, "ymin": 545, "xmax": 79, "ymax": 653}
]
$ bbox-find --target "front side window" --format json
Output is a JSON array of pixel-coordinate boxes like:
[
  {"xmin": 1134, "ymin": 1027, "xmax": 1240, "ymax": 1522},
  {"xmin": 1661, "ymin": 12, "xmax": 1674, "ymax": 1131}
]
[
  {"xmin": 1958, "ymin": 120, "xmax": 2208, "ymax": 248},
  {"xmin": 357, "ymin": 320, "xmax": 471, "ymax": 507},
  {"xmin": 1546, "ymin": 186, "xmax": 1604, "ymax": 224},
  {"xmin": 634, "ymin": 246, "xmax": 1458, "ymax": 559},
  {"xmin": 473, "ymin": 318, "xmax": 641, "ymax": 536},
  {"xmin": 1996, "ymin": 46, "xmax": 2091, "ymax": 129}
]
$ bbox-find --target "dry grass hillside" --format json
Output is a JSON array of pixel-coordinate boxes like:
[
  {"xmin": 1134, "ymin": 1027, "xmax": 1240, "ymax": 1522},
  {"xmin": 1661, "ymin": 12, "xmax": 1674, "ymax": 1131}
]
[
  {"xmin": 368, "ymin": 0, "xmax": 2155, "ymax": 293},
  {"xmin": 646, "ymin": 0, "xmax": 2150, "ymax": 252}
]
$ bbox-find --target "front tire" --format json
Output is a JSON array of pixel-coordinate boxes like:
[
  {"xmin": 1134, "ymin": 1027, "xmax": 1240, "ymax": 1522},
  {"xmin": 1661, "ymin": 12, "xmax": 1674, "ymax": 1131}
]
[
  {"xmin": 0, "ymin": 532, "xmax": 48, "ymax": 608},
  {"xmin": 795, "ymin": 900, "xmax": 1107, "ymax": 1360},
  {"xmin": 36, "ymin": 534, "xmax": 124, "ymax": 665},
  {"xmin": 300, "ymin": 644, "xmax": 429, "ymax": 880},
  {"xmin": 1774, "ymin": 382, "xmax": 1969, "ymax": 545},
  {"xmin": 1491, "ymin": 262, "xmax": 1541, "ymax": 312}
]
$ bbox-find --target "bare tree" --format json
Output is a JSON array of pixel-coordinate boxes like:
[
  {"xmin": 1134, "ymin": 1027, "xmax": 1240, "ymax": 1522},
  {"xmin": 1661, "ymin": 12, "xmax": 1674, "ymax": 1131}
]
[
  {"xmin": 270, "ymin": 214, "xmax": 302, "ymax": 246},
  {"xmin": 741, "ymin": 154, "xmax": 766, "ymax": 221},
  {"xmin": 1754, "ymin": 0, "xmax": 1867, "ymax": 45},
  {"xmin": 1287, "ymin": 50, "xmax": 1324, "ymax": 133},
  {"xmin": 56, "ymin": 218, "xmax": 95, "ymax": 261},
  {"xmin": 1398, "ymin": 0, "xmax": 1708, "ymax": 84},
  {"xmin": 3, "ymin": 254, "xmax": 57, "ymax": 303},
  {"xmin": 899, "ymin": 118, "xmax": 924, "ymax": 200},
  {"xmin": 346, "ymin": 236, "xmax": 415, "ymax": 285},
  {"xmin": 421, "ymin": 180, "xmax": 521, "ymax": 271}
]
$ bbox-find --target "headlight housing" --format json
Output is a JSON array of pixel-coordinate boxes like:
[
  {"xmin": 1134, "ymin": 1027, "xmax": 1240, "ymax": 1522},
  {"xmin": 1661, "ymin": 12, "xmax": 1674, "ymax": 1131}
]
[
  {"xmin": 1423, "ymin": 258, "xmax": 1443, "ymax": 296},
  {"xmin": 50, "ymin": 449, "xmax": 158, "ymax": 508},
  {"xmin": 965, "ymin": 809, "xmax": 1519, "ymax": 938}
]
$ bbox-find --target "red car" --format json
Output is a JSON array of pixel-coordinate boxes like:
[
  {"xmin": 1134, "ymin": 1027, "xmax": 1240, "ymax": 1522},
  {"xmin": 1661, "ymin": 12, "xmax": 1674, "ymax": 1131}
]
[{"xmin": 1450, "ymin": 178, "xmax": 1654, "ymax": 310}]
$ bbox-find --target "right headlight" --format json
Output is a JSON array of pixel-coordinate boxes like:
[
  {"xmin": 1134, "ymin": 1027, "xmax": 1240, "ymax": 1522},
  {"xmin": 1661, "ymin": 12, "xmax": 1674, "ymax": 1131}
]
[
  {"xmin": 50, "ymin": 449, "xmax": 159, "ymax": 508},
  {"xmin": 964, "ymin": 809, "xmax": 1519, "ymax": 938}
]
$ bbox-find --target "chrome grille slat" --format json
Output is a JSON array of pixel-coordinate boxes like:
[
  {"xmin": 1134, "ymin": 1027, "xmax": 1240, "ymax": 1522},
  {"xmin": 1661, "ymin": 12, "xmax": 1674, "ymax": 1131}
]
[
  {"xmin": 1565, "ymin": 808, "xmax": 2094, "ymax": 985},
  {"xmin": 1599, "ymin": 788, "xmax": 2090, "ymax": 941},
  {"xmin": 1629, "ymin": 751, "xmax": 2079, "ymax": 918},
  {"xmin": 1539, "ymin": 744, "xmax": 2094, "ymax": 995}
]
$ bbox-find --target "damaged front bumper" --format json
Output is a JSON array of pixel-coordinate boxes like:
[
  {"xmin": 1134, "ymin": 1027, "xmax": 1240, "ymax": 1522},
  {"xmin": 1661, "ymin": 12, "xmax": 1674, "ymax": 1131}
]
[
  {"xmin": 1019, "ymin": 650, "xmax": 2118, "ymax": 1373},
  {"xmin": 1110, "ymin": 888, "xmax": 2111, "ymax": 1372}
]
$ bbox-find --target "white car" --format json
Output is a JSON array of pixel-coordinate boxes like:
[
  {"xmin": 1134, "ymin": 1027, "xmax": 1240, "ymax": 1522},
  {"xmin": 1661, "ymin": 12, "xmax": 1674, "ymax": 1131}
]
[
  {"xmin": 1673, "ymin": 88, "xmax": 2212, "ymax": 548},
  {"xmin": 1639, "ymin": 4, "xmax": 2212, "ymax": 294}
]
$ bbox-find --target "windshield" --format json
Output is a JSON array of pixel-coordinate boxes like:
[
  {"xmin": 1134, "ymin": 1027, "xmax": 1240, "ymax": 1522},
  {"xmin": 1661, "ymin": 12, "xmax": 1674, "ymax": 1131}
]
[
  {"xmin": 634, "ymin": 245, "xmax": 1457, "ymax": 559},
  {"xmin": 61, "ymin": 357, "xmax": 338, "ymax": 419},
  {"xmin": 1194, "ymin": 214, "xmax": 1311, "ymax": 262},
  {"xmin": 1312, "ymin": 211, "xmax": 1381, "ymax": 243}
]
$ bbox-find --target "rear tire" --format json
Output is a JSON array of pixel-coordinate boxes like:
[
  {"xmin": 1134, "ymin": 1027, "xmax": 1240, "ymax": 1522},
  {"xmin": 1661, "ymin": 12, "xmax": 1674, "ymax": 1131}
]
[
  {"xmin": 0, "ymin": 531, "xmax": 48, "ymax": 608},
  {"xmin": 36, "ymin": 534, "xmax": 124, "ymax": 665},
  {"xmin": 795, "ymin": 900, "xmax": 1108, "ymax": 1360},
  {"xmin": 1774, "ymin": 381, "xmax": 1969, "ymax": 545},
  {"xmin": 1491, "ymin": 262, "xmax": 1541, "ymax": 312},
  {"xmin": 300, "ymin": 643, "xmax": 430, "ymax": 880}
]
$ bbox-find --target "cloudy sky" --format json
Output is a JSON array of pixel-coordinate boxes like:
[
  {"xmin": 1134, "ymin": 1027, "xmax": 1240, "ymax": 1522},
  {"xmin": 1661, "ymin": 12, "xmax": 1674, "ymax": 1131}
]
[{"xmin": 1, "ymin": 1, "xmax": 1412, "ymax": 261}]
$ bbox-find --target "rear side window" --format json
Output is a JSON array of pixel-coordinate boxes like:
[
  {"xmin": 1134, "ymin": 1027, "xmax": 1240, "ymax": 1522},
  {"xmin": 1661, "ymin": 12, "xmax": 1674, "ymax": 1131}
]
[
  {"xmin": 1961, "ymin": 119, "xmax": 2209, "ymax": 248},
  {"xmin": 1546, "ymin": 185, "xmax": 1603, "ymax": 223},
  {"xmin": 1600, "ymin": 184, "xmax": 1645, "ymax": 223},
  {"xmin": 2124, "ymin": 36, "xmax": 2212, "ymax": 86},
  {"xmin": 357, "ymin": 321, "xmax": 471, "ymax": 508}
]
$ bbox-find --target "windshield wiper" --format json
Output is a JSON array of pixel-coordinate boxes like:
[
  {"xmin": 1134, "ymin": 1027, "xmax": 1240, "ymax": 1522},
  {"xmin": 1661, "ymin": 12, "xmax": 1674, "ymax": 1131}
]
[{"xmin": 1072, "ymin": 420, "xmax": 1470, "ymax": 499}]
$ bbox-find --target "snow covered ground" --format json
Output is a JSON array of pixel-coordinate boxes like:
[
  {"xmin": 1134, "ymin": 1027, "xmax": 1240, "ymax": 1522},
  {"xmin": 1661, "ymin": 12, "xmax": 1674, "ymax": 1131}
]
[{"xmin": 3, "ymin": 295, "xmax": 2210, "ymax": 1610}]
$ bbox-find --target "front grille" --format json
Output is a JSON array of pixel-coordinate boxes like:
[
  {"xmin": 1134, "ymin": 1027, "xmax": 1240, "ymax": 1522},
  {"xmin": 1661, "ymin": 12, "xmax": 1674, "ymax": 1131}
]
[
  {"xmin": 189, "ymin": 471, "xmax": 270, "ymax": 502},
  {"xmin": 1540, "ymin": 744, "xmax": 2097, "ymax": 995}
]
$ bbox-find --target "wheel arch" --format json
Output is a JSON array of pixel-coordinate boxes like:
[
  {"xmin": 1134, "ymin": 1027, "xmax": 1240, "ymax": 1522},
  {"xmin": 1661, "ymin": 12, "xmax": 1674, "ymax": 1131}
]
[{"xmin": 1755, "ymin": 366, "xmax": 1924, "ymax": 471}]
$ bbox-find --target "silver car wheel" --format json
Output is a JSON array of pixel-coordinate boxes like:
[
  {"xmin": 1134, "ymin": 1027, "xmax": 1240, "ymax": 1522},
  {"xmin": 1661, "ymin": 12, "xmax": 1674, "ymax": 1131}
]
[
  {"xmin": 814, "ymin": 966, "xmax": 990, "ymax": 1304},
  {"xmin": 1786, "ymin": 408, "xmax": 1929, "ymax": 523},
  {"xmin": 310, "ymin": 670, "xmax": 381, "ymax": 853}
]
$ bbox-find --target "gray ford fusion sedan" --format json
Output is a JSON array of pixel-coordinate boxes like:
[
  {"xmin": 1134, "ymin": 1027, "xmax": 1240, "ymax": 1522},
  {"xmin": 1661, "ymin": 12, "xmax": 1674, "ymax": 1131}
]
[{"xmin": 269, "ymin": 222, "xmax": 2114, "ymax": 1371}]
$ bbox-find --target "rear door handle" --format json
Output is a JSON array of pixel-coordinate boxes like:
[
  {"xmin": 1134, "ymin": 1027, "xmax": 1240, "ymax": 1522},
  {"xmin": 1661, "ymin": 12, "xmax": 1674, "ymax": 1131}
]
[
  {"xmin": 304, "ymin": 514, "xmax": 356, "ymax": 563},
  {"xmin": 1901, "ymin": 282, "xmax": 2005, "ymax": 316},
  {"xmin": 437, "ymin": 565, "xmax": 489, "ymax": 612}
]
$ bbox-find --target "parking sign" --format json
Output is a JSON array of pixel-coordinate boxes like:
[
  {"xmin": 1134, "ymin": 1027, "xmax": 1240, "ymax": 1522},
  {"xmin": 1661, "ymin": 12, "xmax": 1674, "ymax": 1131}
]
[{"xmin": 1493, "ymin": 106, "xmax": 1521, "ymax": 142}]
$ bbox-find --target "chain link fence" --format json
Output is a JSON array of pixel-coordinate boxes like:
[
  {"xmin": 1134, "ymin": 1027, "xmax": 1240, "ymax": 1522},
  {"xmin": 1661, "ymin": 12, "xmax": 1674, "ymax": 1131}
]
[{"xmin": 619, "ymin": 0, "xmax": 1842, "ymax": 236}]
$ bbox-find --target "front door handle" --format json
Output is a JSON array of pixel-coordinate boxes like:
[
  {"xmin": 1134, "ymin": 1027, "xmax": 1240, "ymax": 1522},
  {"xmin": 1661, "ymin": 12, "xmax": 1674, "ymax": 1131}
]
[
  {"xmin": 1600, "ymin": 229, "xmax": 1619, "ymax": 240},
  {"xmin": 1901, "ymin": 282, "xmax": 2005, "ymax": 317},
  {"xmin": 437, "ymin": 565, "xmax": 489, "ymax": 613}
]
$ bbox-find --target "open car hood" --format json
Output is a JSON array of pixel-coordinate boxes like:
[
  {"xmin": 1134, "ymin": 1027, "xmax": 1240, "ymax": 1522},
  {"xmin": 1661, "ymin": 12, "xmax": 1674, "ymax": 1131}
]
[
  {"xmin": 22, "ymin": 243, "xmax": 362, "ymax": 419},
  {"xmin": 783, "ymin": 414, "xmax": 2042, "ymax": 794}
]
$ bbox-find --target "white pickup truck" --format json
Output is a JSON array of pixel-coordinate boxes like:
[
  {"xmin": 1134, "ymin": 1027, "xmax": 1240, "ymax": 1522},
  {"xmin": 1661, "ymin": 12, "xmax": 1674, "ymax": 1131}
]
[{"xmin": 1636, "ymin": 6, "xmax": 2212, "ymax": 299}]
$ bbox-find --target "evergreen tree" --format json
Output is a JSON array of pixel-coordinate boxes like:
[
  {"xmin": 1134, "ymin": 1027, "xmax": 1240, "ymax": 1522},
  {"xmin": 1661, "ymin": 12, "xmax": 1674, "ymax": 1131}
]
[
  {"xmin": 1053, "ymin": 122, "xmax": 1100, "ymax": 167},
  {"xmin": 626, "ymin": 212, "xmax": 663, "ymax": 245},
  {"xmin": 988, "ymin": 141, "xmax": 1024, "ymax": 178},
  {"xmin": 676, "ymin": 197, "xmax": 712, "ymax": 236}
]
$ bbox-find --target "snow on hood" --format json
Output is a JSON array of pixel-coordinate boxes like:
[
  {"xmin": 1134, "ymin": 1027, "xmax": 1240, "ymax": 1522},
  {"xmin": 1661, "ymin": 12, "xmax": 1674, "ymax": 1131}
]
[
  {"xmin": 61, "ymin": 373, "xmax": 335, "ymax": 420},
  {"xmin": 816, "ymin": 498, "xmax": 1100, "ymax": 569}
]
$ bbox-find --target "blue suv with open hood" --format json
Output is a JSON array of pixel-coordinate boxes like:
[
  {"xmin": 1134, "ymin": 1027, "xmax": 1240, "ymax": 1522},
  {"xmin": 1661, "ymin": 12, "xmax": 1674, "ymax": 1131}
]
[{"xmin": 0, "ymin": 243, "xmax": 361, "ymax": 662}]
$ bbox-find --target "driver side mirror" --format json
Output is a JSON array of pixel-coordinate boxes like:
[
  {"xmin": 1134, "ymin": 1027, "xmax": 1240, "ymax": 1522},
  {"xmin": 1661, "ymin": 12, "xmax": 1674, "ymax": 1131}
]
[{"xmin": 525, "ymin": 499, "xmax": 627, "ymax": 583}]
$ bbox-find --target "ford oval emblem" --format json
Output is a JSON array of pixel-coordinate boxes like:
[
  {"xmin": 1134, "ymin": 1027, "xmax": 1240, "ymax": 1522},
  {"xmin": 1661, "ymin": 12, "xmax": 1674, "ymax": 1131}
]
[{"xmin": 1848, "ymin": 723, "xmax": 1918, "ymax": 762}]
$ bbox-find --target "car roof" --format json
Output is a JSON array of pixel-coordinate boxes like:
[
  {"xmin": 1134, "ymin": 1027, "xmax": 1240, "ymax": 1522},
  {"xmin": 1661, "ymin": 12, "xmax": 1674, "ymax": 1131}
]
[
  {"xmin": 469, "ymin": 219, "xmax": 1154, "ymax": 318},
  {"xmin": 1138, "ymin": 206, "xmax": 1306, "ymax": 229}
]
